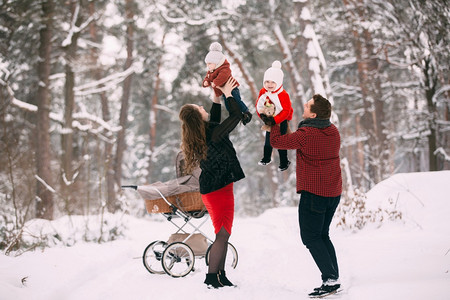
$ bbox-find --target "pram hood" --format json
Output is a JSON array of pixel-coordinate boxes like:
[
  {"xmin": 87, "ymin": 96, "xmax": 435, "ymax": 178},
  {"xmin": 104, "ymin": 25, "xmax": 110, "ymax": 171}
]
[{"xmin": 137, "ymin": 167, "xmax": 201, "ymax": 200}]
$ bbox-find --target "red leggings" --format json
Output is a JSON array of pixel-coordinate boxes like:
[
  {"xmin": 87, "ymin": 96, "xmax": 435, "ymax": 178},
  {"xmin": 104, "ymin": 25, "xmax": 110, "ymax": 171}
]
[{"xmin": 201, "ymin": 183, "xmax": 234, "ymax": 234}]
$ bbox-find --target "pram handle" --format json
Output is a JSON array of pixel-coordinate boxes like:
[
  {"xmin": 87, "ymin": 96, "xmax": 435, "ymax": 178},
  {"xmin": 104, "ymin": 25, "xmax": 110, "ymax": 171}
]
[{"xmin": 121, "ymin": 185, "xmax": 137, "ymax": 190}]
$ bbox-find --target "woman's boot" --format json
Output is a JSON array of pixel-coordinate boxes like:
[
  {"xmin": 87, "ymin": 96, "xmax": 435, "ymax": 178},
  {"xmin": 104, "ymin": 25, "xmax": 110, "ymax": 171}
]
[
  {"xmin": 219, "ymin": 270, "xmax": 235, "ymax": 287},
  {"xmin": 204, "ymin": 273, "xmax": 223, "ymax": 289}
]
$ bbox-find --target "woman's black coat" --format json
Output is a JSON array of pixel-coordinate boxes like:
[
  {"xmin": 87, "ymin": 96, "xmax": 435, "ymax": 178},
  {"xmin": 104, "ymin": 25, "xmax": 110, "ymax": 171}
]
[{"xmin": 199, "ymin": 97, "xmax": 245, "ymax": 194}]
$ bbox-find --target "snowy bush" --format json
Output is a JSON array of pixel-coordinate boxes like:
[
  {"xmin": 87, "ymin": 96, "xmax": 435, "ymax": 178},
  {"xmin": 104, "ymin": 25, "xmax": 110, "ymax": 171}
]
[
  {"xmin": 2, "ymin": 213, "xmax": 127, "ymax": 256},
  {"xmin": 335, "ymin": 189, "xmax": 402, "ymax": 230},
  {"xmin": 0, "ymin": 213, "xmax": 27, "ymax": 254},
  {"xmin": 0, "ymin": 193, "xmax": 31, "ymax": 254}
]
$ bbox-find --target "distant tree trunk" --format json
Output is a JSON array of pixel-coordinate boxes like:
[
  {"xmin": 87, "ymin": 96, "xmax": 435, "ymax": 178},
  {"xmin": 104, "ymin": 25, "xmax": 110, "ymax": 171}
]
[
  {"xmin": 148, "ymin": 32, "xmax": 166, "ymax": 182},
  {"xmin": 61, "ymin": 0, "xmax": 82, "ymax": 210},
  {"xmin": 355, "ymin": 114, "xmax": 365, "ymax": 185},
  {"xmin": 35, "ymin": 0, "xmax": 55, "ymax": 220},
  {"xmin": 423, "ymin": 57, "xmax": 438, "ymax": 171},
  {"xmin": 343, "ymin": 0, "xmax": 389, "ymax": 186},
  {"xmin": 443, "ymin": 102, "xmax": 450, "ymax": 169},
  {"xmin": 295, "ymin": 0, "xmax": 332, "ymax": 100},
  {"xmin": 114, "ymin": 0, "xmax": 134, "ymax": 203},
  {"xmin": 88, "ymin": 1, "xmax": 116, "ymax": 209}
]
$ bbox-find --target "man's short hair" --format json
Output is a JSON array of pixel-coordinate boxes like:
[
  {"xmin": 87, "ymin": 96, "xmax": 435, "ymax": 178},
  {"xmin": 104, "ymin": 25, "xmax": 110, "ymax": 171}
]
[{"xmin": 311, "ymin": 94, "xmax": 331, "ymax": 119}]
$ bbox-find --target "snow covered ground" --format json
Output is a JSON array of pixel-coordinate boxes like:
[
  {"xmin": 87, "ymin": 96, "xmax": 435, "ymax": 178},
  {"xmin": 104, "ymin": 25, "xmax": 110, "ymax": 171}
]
[{"xmin": 1, "ymin": 171, "xmax": 450, "ymax": 300}]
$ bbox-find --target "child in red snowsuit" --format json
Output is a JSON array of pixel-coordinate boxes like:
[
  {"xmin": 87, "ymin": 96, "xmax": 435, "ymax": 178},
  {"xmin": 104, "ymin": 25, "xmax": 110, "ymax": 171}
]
[{"xmin": 256, "ymin": 60, "xmax": 293, "ymax": 171}]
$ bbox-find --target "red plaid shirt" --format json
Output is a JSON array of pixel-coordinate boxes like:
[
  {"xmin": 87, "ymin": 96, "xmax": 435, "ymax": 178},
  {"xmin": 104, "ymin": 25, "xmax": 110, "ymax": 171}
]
[{"xmin": 270, "ymin": 123, "xmax": 342, "ymax": 197}]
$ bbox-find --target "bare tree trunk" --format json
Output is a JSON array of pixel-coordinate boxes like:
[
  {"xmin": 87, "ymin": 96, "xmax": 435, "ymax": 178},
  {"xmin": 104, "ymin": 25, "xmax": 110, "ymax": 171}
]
[
  {"xmin": 295, "ymin": 0, "xmax": 333, "ymax": 101},
  {"xmin": 343, "ymin": 0, "xmax": 389, "ymax": 186},
  {"xmin": 423, "ymin": 57, "xmax": 438, "ymax": 171},
  {"xmin": 61, "ymin": 0, "xmax": 83, "ymax": 212},
  {"xmin": 355, "ymin": 114, "xmax": 365, "ymax": 186},
  {"xmin": 148, "ymin": 32, "xmax": 166, "ymax": 182},
  {"xmin": 88, "ymin": 1, "xmax": 116, "ymax": 209},
  {"xmin": 35, "ymin": 0, "xmax": 55, "ymax": 220},
  {"xmin": 444, "ymin": 102, "xmax": 450, "ymax": 170},
  {"xmin": 114, "ymin": 0, "xmax": 134, "ymax": 204}
]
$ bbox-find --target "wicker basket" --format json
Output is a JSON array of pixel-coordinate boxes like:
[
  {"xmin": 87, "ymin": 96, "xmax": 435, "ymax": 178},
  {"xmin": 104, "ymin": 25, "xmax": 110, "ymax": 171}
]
[{"xmin": 145, "ymin": 191, "xmax": 205, "ymax": 214}]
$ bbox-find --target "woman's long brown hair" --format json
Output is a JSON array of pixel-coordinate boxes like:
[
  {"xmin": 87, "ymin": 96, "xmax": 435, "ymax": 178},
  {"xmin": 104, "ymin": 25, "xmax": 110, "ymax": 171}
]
[{"xmin": 179, "ymin": 104, "xmax": 207, "ymax": 174}]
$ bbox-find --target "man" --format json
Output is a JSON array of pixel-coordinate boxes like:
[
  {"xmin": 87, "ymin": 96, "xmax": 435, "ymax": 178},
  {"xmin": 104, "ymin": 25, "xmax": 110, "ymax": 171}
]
[{"xmin": 262, "ymin": 94, "xmax": 342, "ymax": 298}]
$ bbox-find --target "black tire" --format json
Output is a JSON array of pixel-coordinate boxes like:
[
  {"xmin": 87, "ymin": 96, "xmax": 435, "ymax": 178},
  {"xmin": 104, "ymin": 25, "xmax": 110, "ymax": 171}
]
[
  {"xmin": 205, "ymin": 242, "xmax": 238, "ymax": 269},
  {"xmin": 142, "ymin": 240, "xmax": 167, "ymax": 274},
  {"xmin": 162, "ymin": 242, "xmax": 195, "ymax": 277}
]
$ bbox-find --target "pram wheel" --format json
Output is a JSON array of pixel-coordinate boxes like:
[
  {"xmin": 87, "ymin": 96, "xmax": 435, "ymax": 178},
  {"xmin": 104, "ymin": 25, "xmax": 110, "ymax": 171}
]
[
  {"xmin": 143, "ymin": 240, "xmax": 167, "ymax": 274},
  {"xmin": 205, "ymin": 242, "xmax": 238, "ymax": 269},
  {"xmin": 162, "ymin": 242, "xmax": 195, "ymax": 277}
]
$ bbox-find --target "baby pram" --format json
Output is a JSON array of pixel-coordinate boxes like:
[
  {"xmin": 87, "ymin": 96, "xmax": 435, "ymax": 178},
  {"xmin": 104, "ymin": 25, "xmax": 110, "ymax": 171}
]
[{"xmin": 122, "ymin": 151, "xmax": 238, "ymax": 278}]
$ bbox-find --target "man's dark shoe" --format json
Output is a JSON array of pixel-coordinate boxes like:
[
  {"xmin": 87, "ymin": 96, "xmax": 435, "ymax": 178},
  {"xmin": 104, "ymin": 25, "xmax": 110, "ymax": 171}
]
[{"xmin": 308, "ymin": 283, "xmax": 340, "ymax": 298}]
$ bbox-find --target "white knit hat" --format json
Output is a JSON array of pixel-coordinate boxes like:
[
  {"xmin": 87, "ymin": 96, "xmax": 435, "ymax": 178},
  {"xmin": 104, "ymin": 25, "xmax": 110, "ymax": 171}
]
[
  {"xmin": 204, "ymin": 42, "xmax": 225, "ymax": 65},
  {"xmin": 263, "ymin": 60, "xmax": 284, "ymax": 90}
]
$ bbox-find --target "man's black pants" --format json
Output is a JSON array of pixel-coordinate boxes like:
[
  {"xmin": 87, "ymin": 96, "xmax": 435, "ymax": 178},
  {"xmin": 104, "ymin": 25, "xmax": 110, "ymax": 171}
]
[{"xmin": 298, "ymin": 191, "xmax": 340, "ymax": 282}]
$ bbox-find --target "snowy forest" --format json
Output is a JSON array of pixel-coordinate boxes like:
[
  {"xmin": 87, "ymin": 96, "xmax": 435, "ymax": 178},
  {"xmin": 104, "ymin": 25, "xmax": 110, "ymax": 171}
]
[{"xmin": 1, "ymin": 0, "xmax": 449, "ymax": 252}]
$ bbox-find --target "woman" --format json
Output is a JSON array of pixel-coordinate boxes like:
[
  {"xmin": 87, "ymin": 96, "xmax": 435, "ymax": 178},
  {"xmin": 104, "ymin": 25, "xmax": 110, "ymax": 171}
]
[{"xmin": 179, "ymin": 78, "xmax": 245, "ymax": 288}]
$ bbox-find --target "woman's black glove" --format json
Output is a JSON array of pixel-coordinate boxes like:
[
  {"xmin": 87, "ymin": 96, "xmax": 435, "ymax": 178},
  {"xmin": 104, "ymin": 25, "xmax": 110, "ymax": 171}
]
[
  {"xmin": 242, "ymin": 111, "xmax": 252, "ymax": 125},
  {"xmin": 260, "ymin": 114, "xmax": 276, "ymax": 126}
]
